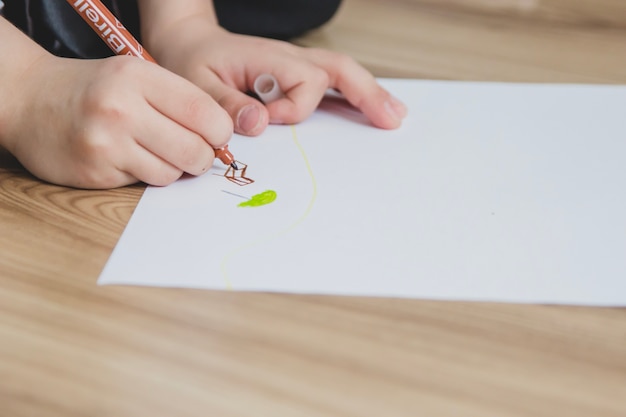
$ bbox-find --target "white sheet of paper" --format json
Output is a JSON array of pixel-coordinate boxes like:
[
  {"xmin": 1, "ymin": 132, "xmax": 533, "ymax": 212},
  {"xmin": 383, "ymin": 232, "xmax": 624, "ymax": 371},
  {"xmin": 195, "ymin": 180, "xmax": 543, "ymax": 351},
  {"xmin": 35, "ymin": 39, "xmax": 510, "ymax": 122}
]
[{"xmin": 99, "ymin": 79, "xmax": 626, "ymax": 306}]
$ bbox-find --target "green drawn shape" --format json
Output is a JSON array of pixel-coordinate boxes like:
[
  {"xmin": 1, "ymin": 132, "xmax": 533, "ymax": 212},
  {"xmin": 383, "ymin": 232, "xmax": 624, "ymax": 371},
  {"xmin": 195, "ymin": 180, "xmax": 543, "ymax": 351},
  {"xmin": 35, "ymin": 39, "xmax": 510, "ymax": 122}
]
[
  {"xmin": 238, "ymin": 190, "xmax": 277, "ymax": 208},
  {"xmin": 221, "ymin": 125, "xmax": 316, "ymax": 287}
]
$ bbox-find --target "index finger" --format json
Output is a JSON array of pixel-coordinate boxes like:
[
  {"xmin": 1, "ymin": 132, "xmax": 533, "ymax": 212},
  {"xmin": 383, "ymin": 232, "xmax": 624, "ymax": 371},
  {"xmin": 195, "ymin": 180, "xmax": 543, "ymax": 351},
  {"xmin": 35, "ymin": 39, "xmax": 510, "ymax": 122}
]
[{"xmin": 140, "ymin": 62, "xmax": 234, "ymax": 148}]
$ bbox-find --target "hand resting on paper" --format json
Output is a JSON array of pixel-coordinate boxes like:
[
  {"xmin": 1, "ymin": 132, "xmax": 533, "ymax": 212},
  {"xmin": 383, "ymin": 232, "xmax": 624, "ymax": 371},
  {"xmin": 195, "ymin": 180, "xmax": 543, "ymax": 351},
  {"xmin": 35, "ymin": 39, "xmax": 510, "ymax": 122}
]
[{"xmin": 140, "ymin": 12, "xmax": 408, "ymax": 136}]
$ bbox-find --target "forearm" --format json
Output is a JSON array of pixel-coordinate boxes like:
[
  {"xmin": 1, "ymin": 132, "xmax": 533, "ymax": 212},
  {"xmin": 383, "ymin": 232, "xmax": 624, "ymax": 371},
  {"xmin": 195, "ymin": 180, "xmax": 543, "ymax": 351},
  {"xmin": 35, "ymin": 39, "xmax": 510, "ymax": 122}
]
[
  {"xmin": 137, "ymin": 0, "xmax": 218, "ymax": 53},
  {"xmin": 0, "ymin": 17, "xmax": 50, "ymax": 151}
]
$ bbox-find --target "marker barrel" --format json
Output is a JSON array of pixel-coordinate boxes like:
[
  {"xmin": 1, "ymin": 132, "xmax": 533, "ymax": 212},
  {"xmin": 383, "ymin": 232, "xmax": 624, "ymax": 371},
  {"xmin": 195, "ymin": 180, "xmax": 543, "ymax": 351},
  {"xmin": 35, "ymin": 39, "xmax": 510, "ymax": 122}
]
[
  {"xmin": 67, "ymin": 0, "xmax": 156, "ymax": 62},
  {"xmin": 214, "ymin": 145, "xmax": 236, "ymax": 166}
]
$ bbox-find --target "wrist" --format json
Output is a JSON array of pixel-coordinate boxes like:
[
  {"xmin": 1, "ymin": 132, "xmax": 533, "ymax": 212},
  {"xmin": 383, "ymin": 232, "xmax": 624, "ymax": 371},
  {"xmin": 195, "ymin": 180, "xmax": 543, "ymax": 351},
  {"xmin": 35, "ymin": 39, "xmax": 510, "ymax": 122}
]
[
  {"xmin": 0, "ymin": 18, "xmax": 52, "ymax": 152},
  {"xmin": 141, "ymin": 13, "xmax": 225, "ymax": 67},
  {"xmin": 137, "ymin": 1, "xmax": 219, "ymax": 54}
]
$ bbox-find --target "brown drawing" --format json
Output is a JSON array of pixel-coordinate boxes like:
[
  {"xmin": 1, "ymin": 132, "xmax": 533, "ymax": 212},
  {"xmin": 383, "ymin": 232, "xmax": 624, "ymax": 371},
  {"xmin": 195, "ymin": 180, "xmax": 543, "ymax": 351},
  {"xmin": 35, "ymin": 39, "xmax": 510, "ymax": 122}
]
[{"xmin": 223, "ymin": 161, "xmax": 254, "ymax": 186}]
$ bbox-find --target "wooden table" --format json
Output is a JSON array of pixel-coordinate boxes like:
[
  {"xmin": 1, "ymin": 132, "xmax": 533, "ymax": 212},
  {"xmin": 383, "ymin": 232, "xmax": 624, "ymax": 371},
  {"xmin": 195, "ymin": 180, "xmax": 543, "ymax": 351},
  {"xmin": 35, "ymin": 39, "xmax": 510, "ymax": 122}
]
[{"xmin": 2, "ymin": 1, "xmax": 625, "ymax": 415}]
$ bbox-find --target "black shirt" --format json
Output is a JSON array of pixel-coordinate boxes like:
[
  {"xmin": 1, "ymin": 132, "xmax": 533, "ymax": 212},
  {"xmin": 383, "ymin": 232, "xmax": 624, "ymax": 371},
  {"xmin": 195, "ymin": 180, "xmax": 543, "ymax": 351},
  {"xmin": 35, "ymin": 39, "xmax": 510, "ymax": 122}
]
[
  {"xmin": 2, "ymin": 0, "xmax": 140, "ymax": 58},
  {"xmin": 2, "ymin": 0, "xmax": 342, "ymax": 59}
]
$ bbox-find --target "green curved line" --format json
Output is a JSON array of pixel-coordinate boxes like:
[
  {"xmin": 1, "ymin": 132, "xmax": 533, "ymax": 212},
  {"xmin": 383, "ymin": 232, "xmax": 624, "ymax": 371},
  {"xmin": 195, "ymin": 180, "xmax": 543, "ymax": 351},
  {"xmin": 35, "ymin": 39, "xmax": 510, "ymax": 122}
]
[{"xmin": 220, "ymin": 125, "xmax": 318, "ymax": 289}]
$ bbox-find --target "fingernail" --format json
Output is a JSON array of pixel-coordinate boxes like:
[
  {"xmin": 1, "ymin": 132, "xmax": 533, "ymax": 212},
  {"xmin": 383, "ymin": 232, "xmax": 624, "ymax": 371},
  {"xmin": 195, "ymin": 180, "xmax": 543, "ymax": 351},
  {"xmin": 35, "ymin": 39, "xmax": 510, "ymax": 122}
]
[
  {"xmin": 384, "ymin": 96, "xmax": 408, "ymax": 120},
  {"xmin": 237, "ymin": 105, "xmax": 262, "ymax": 134}
]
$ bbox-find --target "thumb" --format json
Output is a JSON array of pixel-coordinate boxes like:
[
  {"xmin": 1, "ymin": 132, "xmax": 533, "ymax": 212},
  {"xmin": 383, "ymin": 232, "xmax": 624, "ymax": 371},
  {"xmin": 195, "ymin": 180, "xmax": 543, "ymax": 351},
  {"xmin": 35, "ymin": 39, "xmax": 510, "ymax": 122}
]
[{"xmin": 206, "ymin": 81, "xmax": 269, "ymax": 137}]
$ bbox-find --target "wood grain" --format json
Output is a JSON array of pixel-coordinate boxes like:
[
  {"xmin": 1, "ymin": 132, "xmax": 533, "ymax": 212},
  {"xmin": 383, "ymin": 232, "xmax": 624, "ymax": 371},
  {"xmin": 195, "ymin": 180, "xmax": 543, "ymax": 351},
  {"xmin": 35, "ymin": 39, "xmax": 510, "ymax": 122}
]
[
  {"xmin": 299, "ymin": 0, "xmax": 626, "ymax": 82},
  {"xmin": 400, "ymin": 0, "xmax": 626, "ymax": 27},
  {"xmin": 1, "ymin": 1, "xmax": 626, "ymax": 416}
]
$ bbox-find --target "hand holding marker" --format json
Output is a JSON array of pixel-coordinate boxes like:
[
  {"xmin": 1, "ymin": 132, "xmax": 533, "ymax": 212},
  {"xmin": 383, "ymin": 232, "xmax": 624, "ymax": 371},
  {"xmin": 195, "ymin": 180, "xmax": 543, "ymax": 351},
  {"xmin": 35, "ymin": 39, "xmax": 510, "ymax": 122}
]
[{"xmin": 66, "ymin": 0, "xmax": 239, "ymax": 171}]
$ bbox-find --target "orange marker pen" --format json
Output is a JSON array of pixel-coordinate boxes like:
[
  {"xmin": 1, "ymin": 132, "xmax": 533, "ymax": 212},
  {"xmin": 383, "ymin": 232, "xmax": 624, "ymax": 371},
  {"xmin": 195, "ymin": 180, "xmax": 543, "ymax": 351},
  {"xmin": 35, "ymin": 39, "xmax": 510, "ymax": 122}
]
[{"xmin": 66, "ymin": 0, "xmax": 238, "ymax": 170}]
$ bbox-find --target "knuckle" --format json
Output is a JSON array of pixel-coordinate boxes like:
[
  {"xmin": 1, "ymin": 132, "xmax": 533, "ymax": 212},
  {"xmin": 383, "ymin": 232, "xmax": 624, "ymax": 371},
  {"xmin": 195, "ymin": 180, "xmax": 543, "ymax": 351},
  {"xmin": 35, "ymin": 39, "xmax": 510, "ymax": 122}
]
[
  {"xmin": 91, "ymin": 173, "xmax": 122, "ymax": 189},
  {"xmin": 150, "ymin": 169, "xmax": 183, "ymax": 187},
  {"xmin": 334, "ymin": 52, "xmax": 357, "ymax": 69},
  {"xmin": 278, "ymin": 109, "xmax": 304, "ymax": 125},
  {"xmin": 98, "ymin": 102, "xmax": 128, "ymax": 125},
  {"xmin": 218, "ymin": 112, "xmax": 234, "ymax": 142},
  {"xmin": 73, "ymin": 164, "xmax": 119, "ymax": 189},
  {"xmin": 75, "ymin": 127, "xmax": 115, "ymax": 160},
  {"xmin": 206, "ymin": 109, "xmax": 234, "ymax": 149},
  {"xmin": 178, "ymin": 139, "xmax": 208, "ymax": 174},
  {"xmin": 82, "ymin": 89, "xmax": 129, "ymax": 126},
  {"xmin": 69, "ymin": 130, "xmax": 122, "ymax": 188},
  {"xmin": 313, "ymin": 69, "xmax": 330, "ymax": 90},
  {"xmin": 81, "ymin": 57, "xmax": 144, "ymax": 122},
  {"xmin": 287, "ymin": 104, "xmax": 309, "ymax": 124},
  {"xmin": 182, "ymin": 96, "xmax": 209, "ymax": 125},
  {"xmin": 309, "ymin": 69, "xmax": 330, "ymax": 88},
  {"xmin": 103, "ymin": 55, "xmax": 142, "ymax": 78}
]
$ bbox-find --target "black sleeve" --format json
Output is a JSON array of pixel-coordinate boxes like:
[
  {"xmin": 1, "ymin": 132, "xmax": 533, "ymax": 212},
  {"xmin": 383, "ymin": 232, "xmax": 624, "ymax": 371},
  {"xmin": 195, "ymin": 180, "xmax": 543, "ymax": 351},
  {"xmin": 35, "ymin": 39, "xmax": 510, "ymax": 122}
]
[
  {"xmin": 3, "ymin": 0, "xmax": 342, "ymax": 59},
  {"xmin": 2, "ymin": 0, "xmax": 140, "ymax": 59}
]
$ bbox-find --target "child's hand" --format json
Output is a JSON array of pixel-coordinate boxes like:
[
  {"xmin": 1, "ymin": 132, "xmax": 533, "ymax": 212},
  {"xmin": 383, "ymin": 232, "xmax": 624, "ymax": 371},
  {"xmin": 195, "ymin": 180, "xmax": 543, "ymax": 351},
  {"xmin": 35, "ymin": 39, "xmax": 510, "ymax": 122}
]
[
  {"xmin": 144, "ymin": 16, "xmax": 407, "ymax": 136},
  {"xmin": 1, "ymin": 54, "xmax": 232, "ymax": 189}
]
